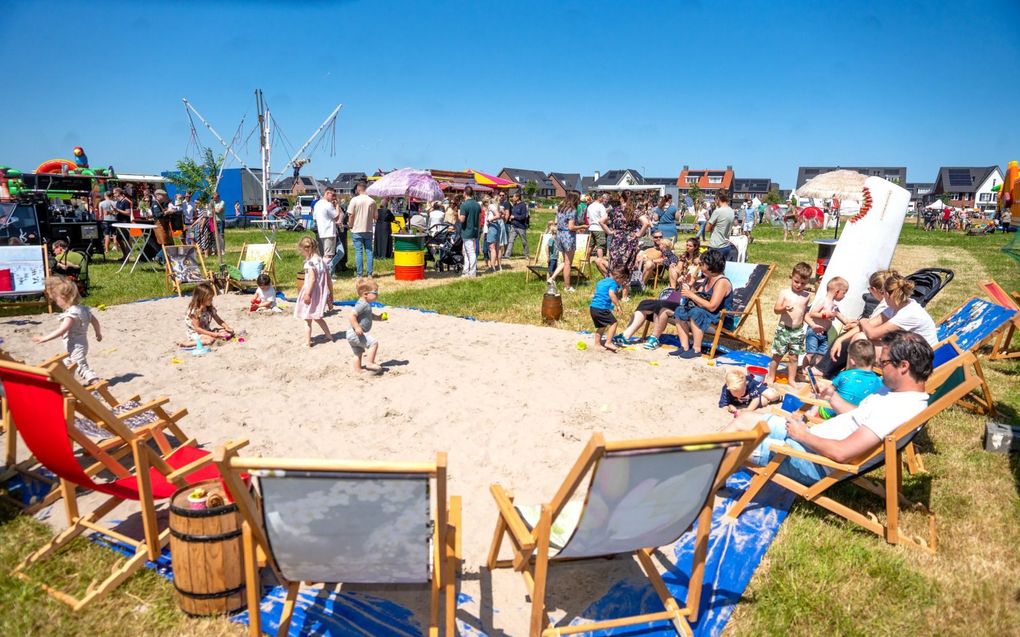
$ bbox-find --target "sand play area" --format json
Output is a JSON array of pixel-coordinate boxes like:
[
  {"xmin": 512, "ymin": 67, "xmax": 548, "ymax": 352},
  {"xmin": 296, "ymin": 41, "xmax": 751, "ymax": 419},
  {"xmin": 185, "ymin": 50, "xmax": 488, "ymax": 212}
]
[{"xmin": 3, "ymin": 293, "xmax": 732, "ymax": 635}]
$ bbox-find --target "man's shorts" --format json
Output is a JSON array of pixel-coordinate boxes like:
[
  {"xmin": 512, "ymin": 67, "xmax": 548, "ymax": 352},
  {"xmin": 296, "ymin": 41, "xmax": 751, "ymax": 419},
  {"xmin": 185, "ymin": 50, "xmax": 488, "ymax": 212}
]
[
  {"xmin": 772, "ymin": 323, "xmax": 806, "ymax": 357},
  {"xmin": 590, "ymin": 307, "xmax": 616, "ymax": 329},
  {"xmin": 750, "ymin": 415, "xmax": 827, "ymax": 484},
  {"xmin": 805, "ymin": 329, "xmax": 830, "ymax": 355},
  {"xmin": 319, "ymin": 236, "xmax": 337, "ymax": 262},
  {"xmin": 590, "ymin": 230, "xmax": 607, "ymax": 252},
  {"xmin": 346, "ymin": 331, "xmax": 377, "ymax": 356}
]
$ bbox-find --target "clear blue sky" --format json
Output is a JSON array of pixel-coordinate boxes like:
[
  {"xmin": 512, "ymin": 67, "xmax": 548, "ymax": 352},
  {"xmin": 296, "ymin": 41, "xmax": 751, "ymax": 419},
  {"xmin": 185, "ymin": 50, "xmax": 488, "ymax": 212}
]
[{"xmin": 2, "ymin": 0, "xmax": 1018, "ymax": 189}]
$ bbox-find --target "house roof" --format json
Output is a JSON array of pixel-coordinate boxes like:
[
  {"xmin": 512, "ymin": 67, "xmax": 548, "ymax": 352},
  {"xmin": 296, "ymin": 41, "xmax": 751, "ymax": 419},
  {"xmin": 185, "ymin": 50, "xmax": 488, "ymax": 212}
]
[
  {"xmin": 642, "ymin": 177, "xmax": 677, "ymax": 186},
  {"xmin": 580, "ymin": 176, "xmax": 595, "ymax": 192},
  {"xmin": 676, "ymin": 167, "xmax": 734, "ymax": 190},
  {"xmin": 592, "ymin": 169, "xmax": 645, "ymax": 187},
  {"xmin": 499, "ymin": 168, "xmax": 553, "ymax": 189},
  {"xmin": 732, "ymin": 178, "xmax": 772, "ymax": 193},
  {"xmin": 931, "ymin": 167, "xmax": 998, "ymax": 195},
  {"xmin": 272, "ymin": 176, "xmax": 321, "ymax": 191},
  {"xmin": 332, "ymin": 172, "xmax": 367, "ymax": 189},
  {"xmin": 548, "ymin": 172, "xmax": 582, "ymax": 192}
]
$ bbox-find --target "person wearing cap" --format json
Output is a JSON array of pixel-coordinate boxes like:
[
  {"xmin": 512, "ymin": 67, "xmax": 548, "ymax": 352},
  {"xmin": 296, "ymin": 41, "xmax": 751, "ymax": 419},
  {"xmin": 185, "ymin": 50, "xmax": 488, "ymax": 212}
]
[{"xmin": 151, "ymin": 189, "xmax": 175, "ymax": 251}]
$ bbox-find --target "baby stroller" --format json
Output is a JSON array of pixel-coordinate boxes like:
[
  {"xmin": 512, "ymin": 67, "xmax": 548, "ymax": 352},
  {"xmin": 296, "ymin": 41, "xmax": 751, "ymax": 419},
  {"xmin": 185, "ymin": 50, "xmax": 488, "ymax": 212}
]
[
  {"xmin": 424, "ymin": 222, "xmax": 463, "ymax": 273},
  {"xmin": 861, "ymin": 267, "xmax": 954, "ymax": 317}
]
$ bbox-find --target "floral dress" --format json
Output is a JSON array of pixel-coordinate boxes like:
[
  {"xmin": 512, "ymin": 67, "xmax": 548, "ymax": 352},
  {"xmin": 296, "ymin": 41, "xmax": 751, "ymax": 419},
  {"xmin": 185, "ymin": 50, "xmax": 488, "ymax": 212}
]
[
  {"xmin": 607, "ymin": 206, "xmax": 642, "ymax": 272},
  {"xmin": 294, "ymin": 255, "xmax": 330, "ymax": 320},
  {"xmin": 554, "ymin": 208, "xmax": 576, "ymax": 252}
]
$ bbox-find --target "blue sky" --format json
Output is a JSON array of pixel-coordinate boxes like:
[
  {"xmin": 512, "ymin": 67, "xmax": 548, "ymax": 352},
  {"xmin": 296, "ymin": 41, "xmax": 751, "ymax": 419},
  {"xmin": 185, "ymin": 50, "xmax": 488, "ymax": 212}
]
[{"xmin": 2, "ymin": 0, "xmax": 1018, "ymax": 189}]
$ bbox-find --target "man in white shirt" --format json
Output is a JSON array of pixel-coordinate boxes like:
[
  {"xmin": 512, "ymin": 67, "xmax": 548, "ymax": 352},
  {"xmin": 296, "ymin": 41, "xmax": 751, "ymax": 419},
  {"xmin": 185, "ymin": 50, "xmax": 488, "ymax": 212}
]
[
  {"xmin": 728, "ymin": 330, "xmax": 933, "ymax": 484},
  {"xmin": 586, "ymin": 192, "xmax": 609, "ymax": 260},
  {"xmin": 347, "ymin": 182, "xmax": 378, "ymax": 277},
  {"xmin": 313, "ymin": 187, "xmax": 341, "ymax": 275}
]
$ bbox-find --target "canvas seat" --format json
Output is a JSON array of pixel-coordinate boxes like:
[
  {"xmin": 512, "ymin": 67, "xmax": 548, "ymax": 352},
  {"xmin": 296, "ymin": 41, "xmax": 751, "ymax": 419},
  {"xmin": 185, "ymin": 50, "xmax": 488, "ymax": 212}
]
[
  {"xmin": 215, "ymin": 447, "xmax": 461, "ymax": 637},
  {"xmin": 487, "ymin": 426, "xmax": 768, "ymax": 637},
  {"xmin": 228, "ymin": 242, "xmax": 277, "ymax": 291},
  {"xmin": 725, "ymin": 352, "xmax": 983, "ymax": 553},
  {"xmin": 0, "ymin": 358, "xmax": 246, "ymax": 610},
  {"xmin": 527, "ymin": 233, "xmax": 592, "ymax": 284},
  {"xmin": 163, "ymin": 244, "xmax": 215, "ymax": 296},
  {"xmin": 977, "ymin": 278, "xmax": 1020, "ymax": 360}
]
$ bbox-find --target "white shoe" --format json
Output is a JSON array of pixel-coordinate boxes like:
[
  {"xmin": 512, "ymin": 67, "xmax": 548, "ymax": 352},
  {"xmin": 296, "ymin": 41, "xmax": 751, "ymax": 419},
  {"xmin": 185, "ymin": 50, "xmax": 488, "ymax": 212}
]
[{"xmin": 565, "ymin": 287, "xmax": 576, "ymax": 293}]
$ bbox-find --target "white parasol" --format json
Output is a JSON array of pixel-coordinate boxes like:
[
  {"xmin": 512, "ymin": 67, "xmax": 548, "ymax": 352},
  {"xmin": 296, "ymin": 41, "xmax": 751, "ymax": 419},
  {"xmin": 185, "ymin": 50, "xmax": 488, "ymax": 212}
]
[{"xmin": 795, "ymin": 169, "xmax": 868, "ymax": 201}]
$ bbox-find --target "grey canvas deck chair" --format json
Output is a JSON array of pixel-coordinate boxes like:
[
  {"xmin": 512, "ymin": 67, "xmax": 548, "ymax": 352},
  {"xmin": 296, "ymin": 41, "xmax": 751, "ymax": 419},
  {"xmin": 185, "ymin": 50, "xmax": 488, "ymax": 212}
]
[
  {"xmin": 486, "ymin": 426, "xmax": 768, "ymax": 637},
  {"xmin": 726, "ymin": 351, "xmax": 983, "ymax": 553},
  {"xmin": 215, "ymin": 448, "xmax": 462, "ymax": 637}
]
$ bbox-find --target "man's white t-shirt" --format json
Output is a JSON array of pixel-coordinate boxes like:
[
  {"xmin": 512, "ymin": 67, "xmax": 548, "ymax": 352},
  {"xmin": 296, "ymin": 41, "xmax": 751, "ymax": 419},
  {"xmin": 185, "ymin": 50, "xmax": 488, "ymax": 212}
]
[
  {"xmin": 313, "ymin": 199, "xmax": 339, "ymax": 239},
  {"xmin": 99, "ymin": 199, "xmax": 117, "ymax": 221},
  {"xmin": 883, "ymin": 300, "xmax": 938, "ymax": 346},
  {"xmin": 587, "ymin": 201, "xmax": 607, "ymax": 232},
  {"xmin": 347, "ymin": 194, "xmax": 378, "ymax": 234},
  {"xmin": 812, "ymin": 388, "xmax": 929, "ymax": 442}
]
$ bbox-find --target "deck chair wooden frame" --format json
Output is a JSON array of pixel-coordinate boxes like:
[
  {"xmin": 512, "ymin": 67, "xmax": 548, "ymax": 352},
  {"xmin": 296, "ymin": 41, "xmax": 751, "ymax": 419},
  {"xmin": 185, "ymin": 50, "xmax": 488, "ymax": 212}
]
[
  {"xmin": 526, "ymin": 233, "xmax": 592, "ymax": 284},
  {"xmin": 0, "ymin": 358, "xmax": 247, "ymax": 610},
  {"xmin": 931, "ymin": 337, "xmax": 996, "ymax": 416},
  {"xmin": 487, "ymin": 426, "xmax": 768, "ymax": 637},
  {"xmin": 526, "ymin": 232, "xmax": 554, "ymax": 283},
  {"xmin": 215, "ymin": 448, "xmax": 461, "ymax": 637},
  {"xmin": 228, "ymin": 242, "xmax": 277, "ymax": 291},
  {"xmin": 163, "ymin": 244, "xmax": 215, "ymax": 297},
  {"xmin": 726, "ymin": 352, "xmax": 984, "ymax": 553},
  {"xmin": 977, "ymin": 278, "xmax": 1020, "ymax": 360}
]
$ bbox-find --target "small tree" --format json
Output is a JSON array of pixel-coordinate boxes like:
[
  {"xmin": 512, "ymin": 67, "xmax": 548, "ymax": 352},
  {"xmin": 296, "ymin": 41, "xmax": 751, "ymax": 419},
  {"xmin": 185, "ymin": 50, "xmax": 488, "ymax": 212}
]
[
  {"xmin": 939, "ymin": 193, "xmax": 952, "ymax": 205},
  {"xmin": 524, "ymin": 179, "xmax": 538, "ymax": 199},
  {"xmin": 764, "ymin": 188, "xmax": 781, "ymax": 205},
  {"xmin": 166, "ymin": 147, "xmax": 223, "ymax": 201},
  {"xmin": 687, "ymin": 182, "xmax": 703, "ymax": 209}
]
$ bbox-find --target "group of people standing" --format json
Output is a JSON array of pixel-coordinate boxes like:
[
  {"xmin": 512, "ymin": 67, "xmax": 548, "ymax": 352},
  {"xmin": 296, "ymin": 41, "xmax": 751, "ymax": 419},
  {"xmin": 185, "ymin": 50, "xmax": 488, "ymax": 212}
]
[{"xmin": 311, "ymin": 182, "xmax": 379, "ymax": 279}]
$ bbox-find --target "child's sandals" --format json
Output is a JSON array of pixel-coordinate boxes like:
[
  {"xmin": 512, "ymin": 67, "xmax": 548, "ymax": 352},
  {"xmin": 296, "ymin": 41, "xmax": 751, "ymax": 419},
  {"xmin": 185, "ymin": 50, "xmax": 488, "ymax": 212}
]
[{"xmin": 643, "ymin": 336, "xmax": 660, "ymax": 350}]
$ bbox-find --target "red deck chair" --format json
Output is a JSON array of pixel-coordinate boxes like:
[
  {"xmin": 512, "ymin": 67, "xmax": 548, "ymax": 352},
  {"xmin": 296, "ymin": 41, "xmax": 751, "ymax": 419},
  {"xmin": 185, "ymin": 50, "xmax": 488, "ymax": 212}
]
[{"xmin": 0, "ymin": 358, "xmax": 247, "ymax": 610}]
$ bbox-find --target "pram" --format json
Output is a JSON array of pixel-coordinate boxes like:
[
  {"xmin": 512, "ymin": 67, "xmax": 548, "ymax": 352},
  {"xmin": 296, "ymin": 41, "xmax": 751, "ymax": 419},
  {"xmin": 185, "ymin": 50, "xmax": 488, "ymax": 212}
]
[
  {"xmin": 861, "ymin": 267, "xmax": 954, "ymax": 317},
  {"xmin": 424, "ymin": 222, "xmax": 463, "ymax": 272}
]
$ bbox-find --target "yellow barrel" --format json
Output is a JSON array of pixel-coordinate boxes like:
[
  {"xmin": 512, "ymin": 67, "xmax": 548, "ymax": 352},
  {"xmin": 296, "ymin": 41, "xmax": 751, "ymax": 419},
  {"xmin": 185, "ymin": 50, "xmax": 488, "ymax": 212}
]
[{"xmin": 393, "ymin": 250, "xmax": 425, "ymax": 267}]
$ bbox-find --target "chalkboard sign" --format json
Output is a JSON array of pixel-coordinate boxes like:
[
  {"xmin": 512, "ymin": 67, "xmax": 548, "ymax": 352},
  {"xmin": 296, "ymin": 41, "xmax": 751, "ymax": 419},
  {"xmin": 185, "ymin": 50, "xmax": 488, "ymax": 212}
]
[{"xmin": 0, "ymin": 245, "xmax": 48, "ymax": 296}]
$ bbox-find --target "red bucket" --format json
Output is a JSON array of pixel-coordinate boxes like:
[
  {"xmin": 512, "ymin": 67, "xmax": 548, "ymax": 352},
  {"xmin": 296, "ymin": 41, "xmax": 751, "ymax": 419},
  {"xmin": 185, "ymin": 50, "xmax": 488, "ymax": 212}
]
[{"xmin": 394, "ymin": 265, "xmax": 425, "ymax": 281}]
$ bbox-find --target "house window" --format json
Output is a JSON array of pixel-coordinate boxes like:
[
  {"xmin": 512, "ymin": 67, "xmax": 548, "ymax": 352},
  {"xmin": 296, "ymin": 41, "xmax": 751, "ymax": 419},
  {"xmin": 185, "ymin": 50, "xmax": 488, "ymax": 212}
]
[
  {"xmin": 686, "ymin": 177, "xmax": 698, "ymax": 184},
  {"xmin": 708, "ymin": 177, "xmax": 722, "ymax": 184},
  {"xmin": 979, "ymin": 193, "xmax": 993, "ymax": 202}
]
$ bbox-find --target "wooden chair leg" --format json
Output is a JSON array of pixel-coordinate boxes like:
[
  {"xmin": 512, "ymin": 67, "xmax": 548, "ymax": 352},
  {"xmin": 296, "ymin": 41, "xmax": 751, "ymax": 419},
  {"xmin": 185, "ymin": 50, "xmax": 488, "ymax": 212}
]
[
  {"xmin": 445, "ymin": 495, "xmax": 462, "ymax": 636},
  {"xmin": 885, "ymin": 440, "xmax": 901, "ymax": 545},
  {"xmin": 242, "ymin": 523, "xmax": 262, "ymax": 637},
  {"xmin": 686, "ymin": 503, "xmax": 713, "ymax": 622},
  {"xmin": 487, "ymin": 514, "xmax": 508, "ymax": 570},
  {"xmin": 725, "ymin": 461, "xmax": 780, "ymax": 520},
  {"xmin": 903, "ymin": 442, "xmax": 925, "ymax": 474},
  {"xmin": 3, "ymin": 403, "xmax": 16, "ymax": 467},
  {"xmin": 278, "ymin": 581, "xmax": 300, "ymax": 637},
  {"xmin": 529, "ymin": 506, "xmax": 552, "ymax": 637}
]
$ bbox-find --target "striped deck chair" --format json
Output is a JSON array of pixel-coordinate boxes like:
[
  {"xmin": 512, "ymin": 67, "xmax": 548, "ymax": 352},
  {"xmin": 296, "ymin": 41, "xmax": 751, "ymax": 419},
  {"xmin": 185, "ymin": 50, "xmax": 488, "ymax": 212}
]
[
  {"xmin": 726, "ymin": 352, "xmax": 983, "ymax": 553},
  {"xmin": 163, "ymin": 244, "xmax": 215, "ymax": 297},
  {"xmin": 228, "ymin": 242, "xmax": 277, "ymax": 291},
  {"xmin": 487, "ymin": 426, "xmax": 768, "ymax": 637},
  {"xmin": 215, "ymin": 448, "xmax": 461, "ymax": 637},
  {"xmin": 0, "ymin": 358, "xmax": 246, "ymax": 610}
]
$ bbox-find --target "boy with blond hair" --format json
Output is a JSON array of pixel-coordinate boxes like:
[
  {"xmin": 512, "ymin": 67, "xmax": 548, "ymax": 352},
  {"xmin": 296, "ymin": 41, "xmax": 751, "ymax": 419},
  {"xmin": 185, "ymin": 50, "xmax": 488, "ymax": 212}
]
[
  {"xmin": 347, "ymin": 277, "xmax": 388, "ymax": 374},
  {"xmin": 719, "ymin": 368, "xmax": 781, "ymax": 415},
  {"xmin": 765, "ymin": 262, "xmax": 812, "ymax": 386},
  {"xmin": 804, "ymin": 276, "xmax": 850, "ymax": 373}
]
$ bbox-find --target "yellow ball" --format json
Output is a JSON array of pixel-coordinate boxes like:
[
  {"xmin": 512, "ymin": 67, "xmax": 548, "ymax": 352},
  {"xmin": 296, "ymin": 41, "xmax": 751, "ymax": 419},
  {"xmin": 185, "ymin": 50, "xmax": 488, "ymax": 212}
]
[
  {"xmin": 381, "ymin": 312, "xmax": 389, "ymax": 321},
  {"xmin": 576, "ymin": 341, "xmax": 588, "ymax": 350}
]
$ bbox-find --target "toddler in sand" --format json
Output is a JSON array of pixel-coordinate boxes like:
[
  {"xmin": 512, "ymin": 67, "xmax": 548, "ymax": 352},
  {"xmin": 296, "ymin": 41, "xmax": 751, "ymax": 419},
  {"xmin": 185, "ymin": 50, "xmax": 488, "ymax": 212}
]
[
  {"xmin": 33, "ymin": 276, "xmax": 103, "ymax": 385},
  {"xmin": 804, "ymin": 276, "xmax": 850, "ymax": 371},
  {"xmin": 719, "ymin": 369, "xmax": 780, "ymax": 415},
  {"xmin": 250, "ymin": 273, "xmax": 280, "ymax": 313},
  {"xmin": 588, "ymin": 268, "xmax": 628, "ymax": 352},
  {"xmin": 347, "ymin": 277, "xmax": 387, "ymax": 373},
  {"xmin": 810, "ymin": 340, "xmax": 884, "ymax": 420},
  {"xmin": 179, "ymin": 281, "xmax": 233, "ymax": 347},
  {"xmin": 765, "ymin": 262, "xmax": 811, "ymax": 386}
]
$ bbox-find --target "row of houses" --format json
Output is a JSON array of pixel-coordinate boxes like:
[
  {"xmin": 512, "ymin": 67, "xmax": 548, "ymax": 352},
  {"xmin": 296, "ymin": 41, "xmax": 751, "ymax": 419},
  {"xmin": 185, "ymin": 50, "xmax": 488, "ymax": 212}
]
[{"xmin": 271, "ymin": 164, "xmax": 1005, "ymax": 213}]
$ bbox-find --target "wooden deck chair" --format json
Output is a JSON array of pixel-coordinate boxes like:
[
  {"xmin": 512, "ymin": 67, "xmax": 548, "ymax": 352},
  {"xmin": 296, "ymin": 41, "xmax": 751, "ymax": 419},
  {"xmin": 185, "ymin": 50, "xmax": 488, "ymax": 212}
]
[
  {"xmin": 526, "ymin": 232, "xmax": 554, "ymax": 283},
  {"xmin": 930, "ymin": 338, "xmax": 996, "ymax": 416},
  {"xmin": 487, "ymin": 426, "xmax": 768, "ymax": 637},
  {"xmin": 163, "ymin": 244, "xmax": 214, "ymax": 297},
  {"xmin": 977, "ymin": 279, "xmax": 1020, "ymax": 360},
  {"xmin": 229, "ymin": 242, "xmax": 277, "ymax": 291},
  {"xmin": 935, "ymin": 295, "xmax": 1017, "ymax": 361},
  {"xmin": 571, "ymin": 233, "xmax": 592, "ymax": 283},
  {"xmin": 215, "ymin": 447, "xmax": 461, "ymax": 637},
  {"xmin": 0, "ymin": 358, "xmax": 247, "ymax": 610},
  {"xmin": 726, "ymin": 352, "xmax": 984, "ymax": 553}
]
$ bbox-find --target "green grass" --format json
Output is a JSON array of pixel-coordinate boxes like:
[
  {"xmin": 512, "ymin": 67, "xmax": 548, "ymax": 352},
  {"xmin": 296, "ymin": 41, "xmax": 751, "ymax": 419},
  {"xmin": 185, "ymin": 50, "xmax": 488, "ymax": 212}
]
[{"xmin": 2, "ymin": 220, "xmax": 1020, "ymax": 635}]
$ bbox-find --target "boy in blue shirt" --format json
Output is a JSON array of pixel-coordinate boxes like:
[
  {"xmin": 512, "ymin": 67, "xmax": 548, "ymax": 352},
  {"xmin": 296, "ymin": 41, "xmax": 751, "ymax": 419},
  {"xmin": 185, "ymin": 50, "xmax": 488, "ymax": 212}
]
[
  {"xmin": 813, "ymin": 339, "xmax": 884, "ymax": 419},
  {"xmin": 589, "ymin": 268, "xmax": 628, "ymax": 352}
]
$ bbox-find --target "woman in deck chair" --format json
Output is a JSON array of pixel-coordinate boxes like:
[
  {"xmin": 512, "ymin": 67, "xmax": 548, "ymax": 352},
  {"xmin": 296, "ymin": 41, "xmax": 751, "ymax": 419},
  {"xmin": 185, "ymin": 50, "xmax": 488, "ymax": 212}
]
[
  {"xmin": 727, "ymin": 330, "xmax": 932, "ymax": 484},
  {"xmin": 670, "ymin": 248, "xmax": 732, "ymax": 358}
]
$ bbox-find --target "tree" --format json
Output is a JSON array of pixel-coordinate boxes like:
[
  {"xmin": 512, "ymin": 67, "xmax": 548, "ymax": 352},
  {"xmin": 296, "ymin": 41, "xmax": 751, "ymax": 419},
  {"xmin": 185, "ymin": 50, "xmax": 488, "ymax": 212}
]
[
  {"xmin": 687, "ymin": 182, "xmax": 703, "ymax": 209},
  {"xmin": 763, "ymin": 188, "xmax": 782, "ymax": 205},
  {"xmin": 524, "ymin": 179, "xmax": 538, "ymax": 199},
  {"xmin": 165, "ymin": 147, "xmax": 223, "ymax": 201},
  {"xmin": 939, "ymin": 193, "xmax": 952, "ymax": 205}
]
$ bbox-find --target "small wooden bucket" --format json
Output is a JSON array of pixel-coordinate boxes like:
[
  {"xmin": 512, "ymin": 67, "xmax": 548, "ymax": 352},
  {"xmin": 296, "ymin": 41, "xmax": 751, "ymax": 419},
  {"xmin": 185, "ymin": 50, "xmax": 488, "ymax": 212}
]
[
  {"xmin": 296, "ymin": 271, "xmax": 305, "ymax": 292},
  {"xmin": 169, "ymin": 479, "xmax": 245, "ymax": 616},
  {"xmin": 542, "ymin": 292, "xmax": 563, "ymax": 322}
]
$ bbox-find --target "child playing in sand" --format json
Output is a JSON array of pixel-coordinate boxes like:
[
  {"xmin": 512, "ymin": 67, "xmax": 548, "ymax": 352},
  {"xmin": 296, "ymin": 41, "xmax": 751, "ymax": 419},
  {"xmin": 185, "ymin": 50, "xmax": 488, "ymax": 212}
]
[
  {"xmin": 803, "ymin": 276, "xmax": 849, "ymax": 371},
  {"xmin": 719, "ymin": 369, "xmax": 781, "ymax": 415},
  {"xmin": 180, "ymin": 281, "xmax": 234, "ymax": 348},
  {"xmin": 250, "ymin": 273, "xmax": 280, "ymax": 313},
  {"xmin": 589, "ymin": 268, "xmax": 628, "ymax": 352},
  {"xmin": 765, "ymin": 262, "xmax": 812, "ymax": 386},
  {"xmin": 347, "ymin": 277, "xmax": 386, "ymax": 373},
  {"xmin": 810, "ymin": 340, "xmax": 883, "ymax": 419},
  {"xmin": 32, "ymin": 276, "xmax": 102, "ymax": 384},
  {"xmin": 294, "ymin": 236, "xmax": 333, "ymax": 347}
]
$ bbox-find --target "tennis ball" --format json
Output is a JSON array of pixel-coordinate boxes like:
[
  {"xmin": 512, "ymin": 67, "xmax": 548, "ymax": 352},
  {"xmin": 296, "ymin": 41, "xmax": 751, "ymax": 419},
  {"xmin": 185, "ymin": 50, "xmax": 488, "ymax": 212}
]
[
  {"xmin": 576, "ymin": 341, "xmax": 588, "ymax": 350},
  {"xmin": 381, "ymin": 312, "xmax": 389, "ymax": 321}
]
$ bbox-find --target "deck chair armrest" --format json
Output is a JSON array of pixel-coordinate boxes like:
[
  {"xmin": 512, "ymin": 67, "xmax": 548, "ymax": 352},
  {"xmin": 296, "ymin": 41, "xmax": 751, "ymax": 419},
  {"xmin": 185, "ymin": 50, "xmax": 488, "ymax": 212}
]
[
  {"xmin": 113, "ymin": 398, "xmax": 171, "ymax": 421},
  {"xmin": 163, "ymin": 438, "xmax": 250, "ymax": 483},
  {"xmin": 490, "ymin": 483, "xmax": 535, "ymax": 550},
  {"xmin": 767, "ymin": 442, "xmax": 860, "ymax": 473}
]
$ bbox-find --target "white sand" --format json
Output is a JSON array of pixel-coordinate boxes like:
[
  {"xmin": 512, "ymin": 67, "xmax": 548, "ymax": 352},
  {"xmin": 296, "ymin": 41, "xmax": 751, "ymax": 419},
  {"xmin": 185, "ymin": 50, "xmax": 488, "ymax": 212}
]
[{"xmin": 3, "ymin": 293, "xmax": 732, "ymax": 635}]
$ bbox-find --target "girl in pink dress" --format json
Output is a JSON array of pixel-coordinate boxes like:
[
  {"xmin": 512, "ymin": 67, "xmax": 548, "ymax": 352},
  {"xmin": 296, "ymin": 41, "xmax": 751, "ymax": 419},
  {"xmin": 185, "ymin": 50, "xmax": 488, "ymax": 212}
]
[{"xmin": 294, "ymin": 236, "xmax": 333, "ymax": 347}]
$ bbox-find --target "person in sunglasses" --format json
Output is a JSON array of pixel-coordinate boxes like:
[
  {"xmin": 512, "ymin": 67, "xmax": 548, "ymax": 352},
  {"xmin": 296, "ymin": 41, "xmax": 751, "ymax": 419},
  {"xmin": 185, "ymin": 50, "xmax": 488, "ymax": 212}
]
[{"xmin": 726, "ymin": 330, "xmax": 932, "ymax": 484}]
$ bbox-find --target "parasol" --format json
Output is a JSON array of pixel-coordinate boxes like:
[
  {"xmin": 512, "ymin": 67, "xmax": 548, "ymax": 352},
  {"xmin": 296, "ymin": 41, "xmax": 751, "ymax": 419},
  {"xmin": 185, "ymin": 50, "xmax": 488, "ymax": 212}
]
[
  {"xmin": 470, "ymin": 169, "xmax": 516, "ymax": 189},
  {"xmin": 365, "ymin": 168, "xmax": 444, "ymax": 201},
  {"xmin": 796, "ymin": 169, "xmax": 868, "ymax": 201},
  {"xmin": 925, "ymin": 199, "xmax": 947, "ymax": 211}
]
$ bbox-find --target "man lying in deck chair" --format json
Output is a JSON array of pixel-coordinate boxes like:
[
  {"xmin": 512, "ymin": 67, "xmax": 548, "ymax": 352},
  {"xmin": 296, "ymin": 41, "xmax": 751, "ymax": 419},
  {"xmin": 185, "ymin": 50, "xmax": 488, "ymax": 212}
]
[{"xmin": 726, "ymin": 330, "xmax": 931, "ymax": 484}]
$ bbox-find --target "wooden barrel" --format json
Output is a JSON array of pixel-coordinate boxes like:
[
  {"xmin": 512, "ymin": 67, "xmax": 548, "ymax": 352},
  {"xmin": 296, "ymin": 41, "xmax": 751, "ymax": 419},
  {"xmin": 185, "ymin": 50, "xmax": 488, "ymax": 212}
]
[
  {"xmin": 296, "ymin": 271, "xmax": 305, "ymax": 292},
  {"xmin": 542, "ymin": 293, "xmax": 563, "ymax": 322},
  {"xmin": 168, "ymin": 479, "xmax": 245, "ymax": 616}
]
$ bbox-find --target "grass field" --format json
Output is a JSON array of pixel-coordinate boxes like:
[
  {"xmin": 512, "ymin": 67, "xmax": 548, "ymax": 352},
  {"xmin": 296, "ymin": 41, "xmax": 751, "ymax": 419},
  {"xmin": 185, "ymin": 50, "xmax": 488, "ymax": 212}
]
[{"xmin": 2, "ymin": 217, "xmax": 1019, "ymax": 635}]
